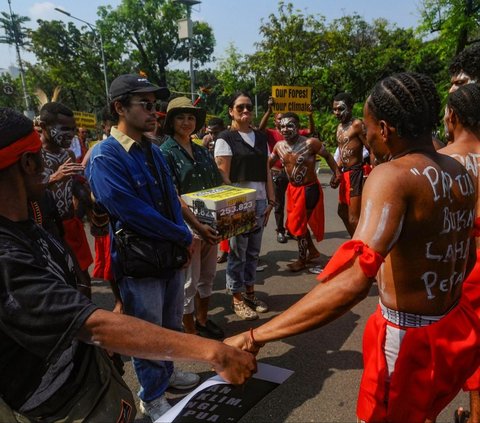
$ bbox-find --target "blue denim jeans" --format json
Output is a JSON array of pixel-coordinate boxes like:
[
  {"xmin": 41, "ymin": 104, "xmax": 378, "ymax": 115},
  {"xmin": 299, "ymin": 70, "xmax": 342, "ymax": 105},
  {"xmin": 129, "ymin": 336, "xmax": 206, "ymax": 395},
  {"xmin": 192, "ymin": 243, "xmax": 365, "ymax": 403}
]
[
  {"xmin": 226, "ymin": 199, "xmax": 267, "ymax": 293},
  {"xmin": 118, "ymin": 270, "xmax": 184, "ymax": 402}
]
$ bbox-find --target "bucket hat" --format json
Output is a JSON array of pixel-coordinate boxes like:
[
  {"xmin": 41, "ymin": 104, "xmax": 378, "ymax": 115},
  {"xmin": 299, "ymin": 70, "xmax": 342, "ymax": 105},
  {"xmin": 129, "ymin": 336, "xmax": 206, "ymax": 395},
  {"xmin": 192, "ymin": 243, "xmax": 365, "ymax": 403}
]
[{"xmin": 165, "ymin": 96, "xmax": 206, "ymax": 135}]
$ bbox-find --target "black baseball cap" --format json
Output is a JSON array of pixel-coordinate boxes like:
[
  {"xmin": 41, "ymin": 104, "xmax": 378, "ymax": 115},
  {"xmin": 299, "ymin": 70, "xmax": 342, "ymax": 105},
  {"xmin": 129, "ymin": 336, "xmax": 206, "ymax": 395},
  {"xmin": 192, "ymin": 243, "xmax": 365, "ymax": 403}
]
[{"xmin": 109, "ymin": 74, "xmax": 170, "ymax": 100}]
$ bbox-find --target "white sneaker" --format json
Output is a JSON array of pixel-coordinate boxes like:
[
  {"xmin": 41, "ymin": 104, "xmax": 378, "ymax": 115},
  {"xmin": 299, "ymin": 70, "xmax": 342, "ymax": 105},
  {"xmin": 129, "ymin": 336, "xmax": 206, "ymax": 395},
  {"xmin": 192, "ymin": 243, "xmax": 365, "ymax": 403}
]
[
  {"xmin": 139, "ymin": 395, "xmax": 171, "ymax": 422},
  {"xmin": 169, "ymin": 369, "xmax": 200, "ymax": 390},
  {"xmin": 308, "ymin": 265, "xmax": 323, "ymax": 275}
]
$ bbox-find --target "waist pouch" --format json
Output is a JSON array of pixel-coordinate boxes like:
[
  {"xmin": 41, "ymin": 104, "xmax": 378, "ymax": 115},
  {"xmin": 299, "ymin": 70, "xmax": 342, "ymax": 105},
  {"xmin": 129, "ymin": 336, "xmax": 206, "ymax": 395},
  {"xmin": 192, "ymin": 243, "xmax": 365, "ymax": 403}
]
[
  {"xmin": 1, "ymin": 348, "xmax": 136, "ymax": 423},
  {"xmin": 115, "ymin": 228, "xmax": 188, "ymax": 277}
]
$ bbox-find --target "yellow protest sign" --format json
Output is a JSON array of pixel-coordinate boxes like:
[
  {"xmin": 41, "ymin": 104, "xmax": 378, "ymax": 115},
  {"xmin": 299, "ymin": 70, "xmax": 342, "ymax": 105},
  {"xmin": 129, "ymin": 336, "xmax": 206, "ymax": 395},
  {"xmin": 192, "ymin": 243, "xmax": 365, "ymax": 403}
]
[
  {"xmin": 73, "ymin": 111, "xmax": 97, "ymax": 129},
  {"xmin": 271, "ymin": 86, "xmax": 312, "ymax": 114}
]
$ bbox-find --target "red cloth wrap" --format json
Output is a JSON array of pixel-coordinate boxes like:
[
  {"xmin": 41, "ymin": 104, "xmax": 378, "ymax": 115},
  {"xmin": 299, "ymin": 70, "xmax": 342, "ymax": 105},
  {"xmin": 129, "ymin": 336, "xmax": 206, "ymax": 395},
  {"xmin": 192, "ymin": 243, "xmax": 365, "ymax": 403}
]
[
  {"xmin": 363, "ymin": 163, "xmax": 373, "ymax": 177},
  {"xmin": 462, "ymin": 248, "xmax": 480, "ymax": 390},
  {"xmin": 0, "ymin": 130, "xmax": 42, "ymax": 170},
  {"xmin": 93, "ymin": 233, "xmax": 113, "ymax": 281},
  {"xmin": 62, "ymin": 216, "xmax": 93, "ymax": 271},
  {"xmin": 474, "ymin": 217, "xmax": 480, "ymax": 237},
  {"xmin": 357, "ymin": 296, "xmax": 480, "ymax": 422},
  {"xmin": 317, "ymin": 240, "xmax": 384, "ymax": 282},
  {"xmin": 338, "ymin": 169, "xmax": 352, "ymax": 205},
  {"xmin": 219, "ymin": 239, "xmax": 230, "ymax": 253},
  {"xmin": 285, "ymin": 181, "xmax": 324, "ymax": 241}
]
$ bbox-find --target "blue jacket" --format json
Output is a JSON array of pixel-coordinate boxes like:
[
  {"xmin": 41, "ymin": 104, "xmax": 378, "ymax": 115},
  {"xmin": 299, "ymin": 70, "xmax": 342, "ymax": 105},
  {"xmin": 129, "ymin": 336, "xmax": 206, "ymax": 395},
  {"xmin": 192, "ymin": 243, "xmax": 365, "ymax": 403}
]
[{"xmin": 86, "ymin": 127, "xmax": 192, "ymax": 253}]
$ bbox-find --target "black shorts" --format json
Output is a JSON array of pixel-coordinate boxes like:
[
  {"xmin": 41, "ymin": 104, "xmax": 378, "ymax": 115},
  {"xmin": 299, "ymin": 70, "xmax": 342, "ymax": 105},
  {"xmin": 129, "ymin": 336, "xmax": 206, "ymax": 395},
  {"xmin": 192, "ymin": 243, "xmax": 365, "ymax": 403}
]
[
  {"xmin": 305, "ymin": 182, "xmax": 320, "ymax": 210},
  {"xmin": 339, "ymin": 163, "xmax": 364, "ymax": 204}
]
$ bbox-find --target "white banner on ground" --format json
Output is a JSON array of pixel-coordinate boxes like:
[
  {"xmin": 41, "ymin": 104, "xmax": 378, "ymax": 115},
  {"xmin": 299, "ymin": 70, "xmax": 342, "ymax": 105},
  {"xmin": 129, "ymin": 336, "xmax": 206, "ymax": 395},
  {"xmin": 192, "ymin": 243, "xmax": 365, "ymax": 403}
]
[{"xmin": 156, "ymin": 363, "xmax": 294, "ymax": 423}]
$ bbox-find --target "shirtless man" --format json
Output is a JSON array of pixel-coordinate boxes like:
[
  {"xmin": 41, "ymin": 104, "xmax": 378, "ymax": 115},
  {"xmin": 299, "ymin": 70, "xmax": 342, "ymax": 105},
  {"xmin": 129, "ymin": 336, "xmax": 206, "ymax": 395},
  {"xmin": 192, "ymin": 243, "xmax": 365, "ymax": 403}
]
[
  {"xmin": 226, "ymin": 73, "xmax": 480, "ymax": 422},
  {"xmin": 333, "ymin": 92, "xmax": 368, "ymax": 236},
  {"xmin": 441, "ymin": 83, "xmax": 480, "ymax": 423},
  {"xmin": 449, "ymin": 44, "xmax": 480, "ymax": 93},
  {"xmin": 260, "ymin": 97, "xmax": 315, "ymax": 243},
  {"xmin": 270, "ymin": 112, "xmax": 341, "ymax": 271}
]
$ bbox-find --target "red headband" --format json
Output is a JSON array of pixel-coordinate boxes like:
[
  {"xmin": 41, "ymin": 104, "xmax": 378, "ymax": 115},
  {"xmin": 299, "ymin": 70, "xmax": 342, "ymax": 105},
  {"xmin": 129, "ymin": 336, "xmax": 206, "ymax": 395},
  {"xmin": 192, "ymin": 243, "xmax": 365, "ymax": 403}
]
[{"xmin": 0, "ymin": 130, "xmax": 42, "ymax": 170}]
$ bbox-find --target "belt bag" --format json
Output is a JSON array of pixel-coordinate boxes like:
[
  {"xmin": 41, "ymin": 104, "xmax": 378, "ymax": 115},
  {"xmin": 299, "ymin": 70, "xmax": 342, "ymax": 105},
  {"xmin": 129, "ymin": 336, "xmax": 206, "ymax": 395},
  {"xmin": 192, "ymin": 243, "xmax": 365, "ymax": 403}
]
[{"xmin": 115, "ymin": 228, "xmax": 188, "ymax": 278}]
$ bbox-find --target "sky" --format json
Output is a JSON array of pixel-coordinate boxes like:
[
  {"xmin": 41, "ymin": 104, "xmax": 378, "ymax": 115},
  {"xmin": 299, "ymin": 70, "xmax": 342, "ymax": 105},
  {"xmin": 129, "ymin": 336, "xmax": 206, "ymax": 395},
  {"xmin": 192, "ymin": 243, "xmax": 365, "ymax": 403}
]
[{"xmin": 0, "ymin": 0, "xmax": 424, "ymax": 72}]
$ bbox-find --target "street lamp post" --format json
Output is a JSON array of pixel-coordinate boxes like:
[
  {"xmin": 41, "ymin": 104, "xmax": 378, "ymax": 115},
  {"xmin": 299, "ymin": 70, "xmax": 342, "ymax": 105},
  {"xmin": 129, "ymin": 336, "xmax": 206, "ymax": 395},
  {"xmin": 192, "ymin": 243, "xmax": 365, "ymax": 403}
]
[
  {"xmin": 54, "ymin": 8, "xmax": 109, "ymax": 106},
  {"xmin": 175, "ymin": 0, "xmax": 200, "ymax": 102}
]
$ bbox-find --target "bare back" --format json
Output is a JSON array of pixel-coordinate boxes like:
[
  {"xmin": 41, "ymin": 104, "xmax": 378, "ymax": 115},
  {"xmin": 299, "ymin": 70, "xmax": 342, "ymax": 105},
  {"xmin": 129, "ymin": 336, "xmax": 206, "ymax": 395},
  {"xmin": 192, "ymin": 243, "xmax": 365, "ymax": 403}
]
[
  {"xmin": 440, "ymin": 139, "xmax": 480, "ymax": 248},
  {"xmin": 355, "ymin": 151, "xmax": 475, "ymax": 315},
  {"xmin": 273, "ymin": 136, "xmax": 320, "ymax": 186},
  {"xmin": 336, "ymin": 118, "xmax": 365, "ymax": 168}
]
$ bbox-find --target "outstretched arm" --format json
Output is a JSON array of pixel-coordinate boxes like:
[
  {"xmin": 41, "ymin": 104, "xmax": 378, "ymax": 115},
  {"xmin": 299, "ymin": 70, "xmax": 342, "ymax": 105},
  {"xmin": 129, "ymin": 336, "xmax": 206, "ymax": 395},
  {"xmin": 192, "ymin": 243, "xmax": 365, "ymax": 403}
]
[
  {"xmin": 79, "ymin": 309, "xmax": 256, "ymax": 385},
  {"xmin": 225, "ymin": 165, "xmax": 407, "ymax": 351}
]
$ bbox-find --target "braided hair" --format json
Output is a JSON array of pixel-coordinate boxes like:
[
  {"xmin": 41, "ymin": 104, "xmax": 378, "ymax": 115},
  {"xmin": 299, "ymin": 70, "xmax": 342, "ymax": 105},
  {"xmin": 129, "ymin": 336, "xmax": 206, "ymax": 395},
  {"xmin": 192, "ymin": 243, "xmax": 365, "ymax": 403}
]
[
  {"xmin": 0, "ymin": 107, "xmax": 33, "ymax": 149},
  {"xmin": 447, "ymin": 83, "xmax": 480, "ymax": 131},
  {"xmin": 449, "ymin": 44, "xmax": 480, "ymax": 81},
  {"xmin": 366, "ymin": 72, "xmax": 440, "ymax": 139}
]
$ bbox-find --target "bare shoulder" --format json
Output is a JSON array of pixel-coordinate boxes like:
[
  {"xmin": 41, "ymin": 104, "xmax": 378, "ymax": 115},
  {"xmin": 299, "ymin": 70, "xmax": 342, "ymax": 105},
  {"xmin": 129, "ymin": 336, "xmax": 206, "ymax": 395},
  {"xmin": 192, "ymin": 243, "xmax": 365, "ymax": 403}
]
[
  {"xmin": 351, "ymin": 119, "xmax": 364, "ymax": 132},
  {"xmin": 363, "ymin": 161, "xmax": 408, "ymax": 197},
  {"xmin": 306, "ymin": 136, "xmax": 323, "ymax": 153}
]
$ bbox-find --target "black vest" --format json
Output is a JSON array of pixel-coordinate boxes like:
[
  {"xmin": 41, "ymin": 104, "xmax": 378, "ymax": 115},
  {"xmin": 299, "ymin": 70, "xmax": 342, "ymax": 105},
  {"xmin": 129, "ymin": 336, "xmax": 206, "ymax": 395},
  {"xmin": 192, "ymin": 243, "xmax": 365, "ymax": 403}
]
[{"xmin": 219, "ymin": 130, "xmax": 268, "ymax": 183}]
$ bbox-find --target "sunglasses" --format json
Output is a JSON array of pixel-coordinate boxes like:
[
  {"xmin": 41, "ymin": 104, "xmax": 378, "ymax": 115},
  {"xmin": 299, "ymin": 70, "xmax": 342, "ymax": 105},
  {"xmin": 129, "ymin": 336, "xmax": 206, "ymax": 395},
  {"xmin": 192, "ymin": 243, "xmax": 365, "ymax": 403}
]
[
  {"xmin": 234, "ymin": 103, "xmax": 253, "ymax": 112},
  {"xmin": 131, "ymin": 101, "xmax": 159, "ymax": 112}
]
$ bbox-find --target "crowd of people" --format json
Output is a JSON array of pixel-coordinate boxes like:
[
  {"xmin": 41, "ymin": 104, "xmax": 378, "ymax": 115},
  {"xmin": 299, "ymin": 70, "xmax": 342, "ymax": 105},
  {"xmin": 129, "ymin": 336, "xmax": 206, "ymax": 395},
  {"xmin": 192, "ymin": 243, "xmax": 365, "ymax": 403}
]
[{"xmin": 1, "ymin": 42, "xmax": 480, "ymax": 423}]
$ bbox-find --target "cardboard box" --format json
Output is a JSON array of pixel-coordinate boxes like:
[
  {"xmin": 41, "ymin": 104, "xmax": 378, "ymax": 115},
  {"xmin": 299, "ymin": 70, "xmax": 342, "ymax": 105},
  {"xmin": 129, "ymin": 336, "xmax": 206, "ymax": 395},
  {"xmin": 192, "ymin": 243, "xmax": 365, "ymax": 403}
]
[{"xmin": 182, "ymin": 185, "xmax": 257, "ymax": 240}]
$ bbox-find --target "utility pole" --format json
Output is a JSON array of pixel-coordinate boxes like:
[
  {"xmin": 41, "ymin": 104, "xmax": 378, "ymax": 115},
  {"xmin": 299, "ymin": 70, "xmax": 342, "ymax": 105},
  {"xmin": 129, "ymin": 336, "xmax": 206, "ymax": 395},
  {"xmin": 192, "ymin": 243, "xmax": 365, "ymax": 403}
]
[
  {"xmin": 175, "ymin": 0, "xmax": 200, "ymax": 102},
  {"xmin": 7, "ymin": 0, "xmax": 31, "ymax": 115}
]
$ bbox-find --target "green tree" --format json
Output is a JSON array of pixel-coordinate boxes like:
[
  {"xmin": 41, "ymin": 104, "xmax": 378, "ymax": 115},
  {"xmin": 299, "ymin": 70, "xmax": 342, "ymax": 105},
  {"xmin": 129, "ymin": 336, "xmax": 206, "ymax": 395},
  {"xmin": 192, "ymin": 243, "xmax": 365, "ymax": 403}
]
[
  {"xmin": 420, "ymin": 0, "xmax": 480, "ymax": 56},
  {"xmin": 0, "ymin": 12, "xmax": 30, "ymax": 48},
  {"xmin": 214, "ymin": 44, "xmax": 257, "ymax": 121},
  {"xmin": 97, "ymin": 0, "xmax": 215, "ymax": 87},
  {"xmin": 247, "ymin": 2, "xmax": 327, "ymax": 96},
  {"xmin": 30, "ymin": 19, "xmax": 122, "ymax": 112},
  {"xmin": 0, "ymin": 73, "xmax": 23, "ymax": 109}
]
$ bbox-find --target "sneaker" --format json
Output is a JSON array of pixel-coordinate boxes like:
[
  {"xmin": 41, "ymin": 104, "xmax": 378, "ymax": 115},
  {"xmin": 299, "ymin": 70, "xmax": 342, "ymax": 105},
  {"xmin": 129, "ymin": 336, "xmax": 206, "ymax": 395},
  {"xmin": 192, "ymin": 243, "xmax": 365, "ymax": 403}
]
[
  {"xmin": 308, "ymin": 265, "xmax": 323, "ymax": 274},
  {"xmin": 256, "ymin": 260, "xmax": 267, "ymax": 272},
  {"xmin": 140, "ymin": 395, "xmax": 171, "ymax": 422},
  {"xmin": 242, "ymin": 293, "xmax": 269, "ymax": 313},
  {"xmin": 276, "ymin": 232, "xmax": 287, "ymax": 243},
  {"xmin": 169, "ymin": 369, "xmax": 200, "ymax": 390},
  {"xmin": 232, "ymin": 300, "xmax": 258, "ymax": 320},
  {"xmin": 195, "ymin": 319, "xmax": 224, "ymax": 339},
  {"xmin": 256, "ymin": 264, "xmax": 267, "ymax": 272}
]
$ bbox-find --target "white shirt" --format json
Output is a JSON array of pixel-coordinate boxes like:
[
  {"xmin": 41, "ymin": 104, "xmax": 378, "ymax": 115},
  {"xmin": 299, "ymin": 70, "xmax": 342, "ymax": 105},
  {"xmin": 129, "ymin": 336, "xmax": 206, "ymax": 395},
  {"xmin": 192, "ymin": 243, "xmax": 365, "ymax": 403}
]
[{"xmin": 214, "ymin": 131, "xmax": 267, "ymax": 200}]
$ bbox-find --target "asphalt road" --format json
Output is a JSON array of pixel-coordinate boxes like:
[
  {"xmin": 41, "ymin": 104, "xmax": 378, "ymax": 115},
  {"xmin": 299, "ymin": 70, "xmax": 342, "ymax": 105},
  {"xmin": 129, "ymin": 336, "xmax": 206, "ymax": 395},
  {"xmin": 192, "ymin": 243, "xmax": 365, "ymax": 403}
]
[{"xmin": 91, "ymin": 172, "xmax": 466, "ymax": 422}]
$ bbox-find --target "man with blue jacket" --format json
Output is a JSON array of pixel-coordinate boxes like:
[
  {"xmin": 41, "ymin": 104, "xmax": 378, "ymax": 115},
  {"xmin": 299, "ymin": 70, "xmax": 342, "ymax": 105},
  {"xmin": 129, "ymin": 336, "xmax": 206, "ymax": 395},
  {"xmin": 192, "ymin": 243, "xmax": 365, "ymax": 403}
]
[{"xmin": 86, "ymin": 74, "xmax": 198, "ymax": 421}]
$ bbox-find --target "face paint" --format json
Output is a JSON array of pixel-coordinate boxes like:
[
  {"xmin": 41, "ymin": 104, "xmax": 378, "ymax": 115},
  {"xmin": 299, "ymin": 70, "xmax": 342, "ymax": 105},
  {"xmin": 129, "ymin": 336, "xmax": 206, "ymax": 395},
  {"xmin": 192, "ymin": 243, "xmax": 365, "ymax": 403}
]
[
  {"xmin": 279, "ymin": 117, "xmax": 299, "ymax": 141},
  {"xmin": 449, "ymin": 71, "xmax": 477, "ymax": 93},
  {"xmin": 49, "ymin": 125, "xmax": 74, "ymax": 148},
  {"xmin": 333, "ymin": 100, "xmax": 349, "ymax": 122}
]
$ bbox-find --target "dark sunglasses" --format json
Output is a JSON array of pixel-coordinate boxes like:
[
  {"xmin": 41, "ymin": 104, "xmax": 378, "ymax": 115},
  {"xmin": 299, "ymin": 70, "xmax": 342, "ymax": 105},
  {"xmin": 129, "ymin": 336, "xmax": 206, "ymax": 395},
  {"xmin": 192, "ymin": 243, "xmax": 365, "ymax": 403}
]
[
  {"xmin": 234, "ymin": 103, "xmax": 253, "ymax": 112},
  {"xmin": 131, "ymin": 101, "xmax": 159, "ymax": 112}
]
